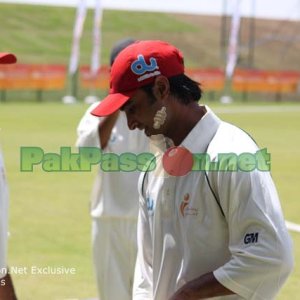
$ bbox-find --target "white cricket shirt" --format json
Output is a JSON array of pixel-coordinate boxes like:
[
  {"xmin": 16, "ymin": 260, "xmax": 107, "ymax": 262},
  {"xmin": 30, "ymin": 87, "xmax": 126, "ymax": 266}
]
[
  {"xmin": 0, "ymin": 149, "xmax": 9, "ymax": 278},
  {"xmin": 133, "ymin": 107, "xmax": 293, "ymax": 300},
  {"xmin": 76, "ymin": 102, "xmax": 149, "ymax": 218}
]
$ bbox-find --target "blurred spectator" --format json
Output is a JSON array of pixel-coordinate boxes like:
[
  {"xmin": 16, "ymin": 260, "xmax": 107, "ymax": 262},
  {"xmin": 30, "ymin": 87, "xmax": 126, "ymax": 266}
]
[
  {"xmin": 0, "ymin": 52, "xmax": 18, "ymax": 300},
  {"xmin": 76, "ymin": 39, "xmax": 148, "ymax": 300}
]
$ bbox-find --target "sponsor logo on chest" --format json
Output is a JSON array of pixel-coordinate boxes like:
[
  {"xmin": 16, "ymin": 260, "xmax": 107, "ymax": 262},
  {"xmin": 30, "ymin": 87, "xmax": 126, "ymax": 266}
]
[{"xmin": 179, "ymin": 193, "xmax": 199, "ymax": 217}]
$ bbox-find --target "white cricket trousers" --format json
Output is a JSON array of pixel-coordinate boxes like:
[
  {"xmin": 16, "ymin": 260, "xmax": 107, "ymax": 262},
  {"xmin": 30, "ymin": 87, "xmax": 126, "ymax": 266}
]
[{"xmin": 92, "ymin": 217, "xmax": 137, "ymax": 300}]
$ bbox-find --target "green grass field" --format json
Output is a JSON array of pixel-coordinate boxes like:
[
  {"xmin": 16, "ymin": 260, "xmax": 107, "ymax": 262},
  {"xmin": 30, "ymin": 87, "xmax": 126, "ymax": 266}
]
[
  {"xmin": 0, "ymin": 102, "xmax": 299, "ymax": 299},
  {"xmin": 0, "ymin": 2, "xmax": 300, "ymax": 299}
]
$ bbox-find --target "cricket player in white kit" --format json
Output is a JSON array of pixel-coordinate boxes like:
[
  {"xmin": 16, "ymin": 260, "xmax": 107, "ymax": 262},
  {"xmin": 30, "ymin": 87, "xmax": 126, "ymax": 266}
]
[
  {"xmin": 76, "ymin": 39, "xmax": 148, "ymax": 300},
  {"xmin": 91, "ymin": 40, "xmax": 294, "ymax": 299},
  {"xmin": 0, "ymin": 52, "xmax": 18, "ymax": 300}
]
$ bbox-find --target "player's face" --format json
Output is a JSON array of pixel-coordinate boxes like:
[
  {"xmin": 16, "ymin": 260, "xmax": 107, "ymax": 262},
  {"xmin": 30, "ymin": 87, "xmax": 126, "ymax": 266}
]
[{"xmin": 121, "ymin": 88, "xmax": 164, "ymax": 137}]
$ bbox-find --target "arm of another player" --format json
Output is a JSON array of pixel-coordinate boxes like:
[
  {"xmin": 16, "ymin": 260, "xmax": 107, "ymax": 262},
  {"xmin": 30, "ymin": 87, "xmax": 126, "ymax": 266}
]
[
  {"xmin": 76, "ymin": 102, "xmax": 102, "ymax": 148},
  {"xmin": 76, "ymin": 102, "xmax": 119, "ymax": 150},
  {"xmin": 98, "ymin": 111, "xmax": 119, "ymax": 149},
  {"xmin": 0, "ymin": 273, "xmax": 18, "ymax": 300}
]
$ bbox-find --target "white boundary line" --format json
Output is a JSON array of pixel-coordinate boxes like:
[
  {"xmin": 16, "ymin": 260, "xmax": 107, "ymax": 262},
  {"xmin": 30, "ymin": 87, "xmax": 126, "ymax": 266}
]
[
  {"xmin": 214, "ymin": 105, "xmax": 300, "ymax": 114},
  {"xmin": 285, "ymin": 221, "xmax": 300, "ymax": 233}
]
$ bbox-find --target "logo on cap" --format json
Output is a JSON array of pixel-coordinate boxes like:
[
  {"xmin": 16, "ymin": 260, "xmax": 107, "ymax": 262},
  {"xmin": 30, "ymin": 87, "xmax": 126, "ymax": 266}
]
[{"xmin": 131, "ymin": 54, "xmax": 161, "ymax": 82}]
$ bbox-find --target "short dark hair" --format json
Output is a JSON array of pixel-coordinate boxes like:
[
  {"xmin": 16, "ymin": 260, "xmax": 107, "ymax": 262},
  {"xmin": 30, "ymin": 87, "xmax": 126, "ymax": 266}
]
[
  {"xmin": 141, "ymin": 74, "xmax": 202, "ymax": 104},
  {"xmin": 110, "ymin": 38, "xmax": 136, "ymax": 66}
]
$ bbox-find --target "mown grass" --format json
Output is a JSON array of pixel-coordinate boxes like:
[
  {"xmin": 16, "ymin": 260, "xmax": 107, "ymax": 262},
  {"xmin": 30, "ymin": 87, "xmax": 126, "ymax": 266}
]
[
  {"xmin": 0, "ymin": 103, "xmax": 97, "ymax": 299},
  {"xmin": 0, "ymin": 4, "xmax": 197, "ymax": 66},
  {"xmin": 0, "ymin": 3, "xmax": 299, "ymax": 298},
  {"xmin": 0, "ymin": 102, "xmax": 299, "ymax": 299}
]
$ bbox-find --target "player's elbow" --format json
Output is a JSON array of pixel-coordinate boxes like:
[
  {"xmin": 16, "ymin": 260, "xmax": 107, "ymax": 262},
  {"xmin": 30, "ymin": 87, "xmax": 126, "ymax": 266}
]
[
  {"xmin": 278, "ymin": 241, "xmax": 294, "ymax": 278},
  {"xmin": 271, "ymin": 237, "xmax": 294, "ymax": 285}
]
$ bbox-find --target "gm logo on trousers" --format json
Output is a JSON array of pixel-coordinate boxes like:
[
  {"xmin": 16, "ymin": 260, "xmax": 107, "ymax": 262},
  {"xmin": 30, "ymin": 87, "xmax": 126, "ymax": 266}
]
[{"xmin": 244, "ymin": 232, "xmax": 259, "ymax": 244}]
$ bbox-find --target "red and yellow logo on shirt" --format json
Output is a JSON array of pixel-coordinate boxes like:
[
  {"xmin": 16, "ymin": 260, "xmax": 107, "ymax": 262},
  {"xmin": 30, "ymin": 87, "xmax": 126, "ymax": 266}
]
[{"xmin": 180, "ymin": 193, "xmax": 199, "ymax": 217}]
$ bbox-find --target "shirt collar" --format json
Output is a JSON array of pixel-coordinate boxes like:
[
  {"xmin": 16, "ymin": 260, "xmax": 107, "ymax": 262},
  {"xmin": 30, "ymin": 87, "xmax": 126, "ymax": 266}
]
[
  {"xmin": 181, "ymin": 106, "xmax": 221, "ymax": 153},
  {"xmin": 148, "ymin": 106, "xmax": 221, "ymax": 155}
]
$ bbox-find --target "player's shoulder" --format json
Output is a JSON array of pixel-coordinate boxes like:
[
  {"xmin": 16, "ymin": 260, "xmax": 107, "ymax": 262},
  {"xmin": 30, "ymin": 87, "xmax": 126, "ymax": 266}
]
[{"xmin": 209, "ymin": 121, "xmax": 259, "ymax": 156}]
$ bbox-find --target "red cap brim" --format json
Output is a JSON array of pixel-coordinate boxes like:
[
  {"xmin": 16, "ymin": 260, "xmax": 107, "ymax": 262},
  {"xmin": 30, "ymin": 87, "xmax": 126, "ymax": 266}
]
[
  {"xmin": 91, "ymin": 91, "xmax": 136, "ymax": 117},
  {"xmin": 0, "ymin": 53, "xmax": 17, "ymax": 64}
]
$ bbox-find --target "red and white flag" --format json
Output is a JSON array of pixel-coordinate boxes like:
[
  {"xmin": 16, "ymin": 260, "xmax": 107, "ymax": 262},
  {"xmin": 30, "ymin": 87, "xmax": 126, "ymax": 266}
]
[
  {"xmin": 225, "ymin": 0, "xmax": 242, "ymax": 79},
  {"xmin": 69, "ymin": 0, "xmax": 87, "ymax": 75}
]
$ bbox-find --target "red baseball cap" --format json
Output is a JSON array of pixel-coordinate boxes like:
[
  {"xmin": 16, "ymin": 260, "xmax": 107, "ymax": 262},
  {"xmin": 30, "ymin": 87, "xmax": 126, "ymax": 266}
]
[
  {"xmin": 91, "ymin": 40, "xmax": 184, "ymax": 117},
  {"xmin": 0, "ymin": 53, "xmax": 17, "ymax": 64}
]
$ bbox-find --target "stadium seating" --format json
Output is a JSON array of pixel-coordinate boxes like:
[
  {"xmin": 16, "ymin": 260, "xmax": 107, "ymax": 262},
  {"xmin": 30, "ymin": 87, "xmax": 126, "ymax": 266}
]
[{"xmin": 0, "ymin": 64, "xmax": 299, "ymax": 101}]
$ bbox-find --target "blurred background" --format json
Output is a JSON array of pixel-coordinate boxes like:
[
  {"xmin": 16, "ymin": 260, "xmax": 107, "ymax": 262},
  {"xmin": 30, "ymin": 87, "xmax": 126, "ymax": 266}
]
[
  {"xmin": 0, "ymin": 0, "xmax": 299, "ymax": 299},
  {"xmin": 0, "ymin": 0, "xmax": 300, "ymax": 103}
]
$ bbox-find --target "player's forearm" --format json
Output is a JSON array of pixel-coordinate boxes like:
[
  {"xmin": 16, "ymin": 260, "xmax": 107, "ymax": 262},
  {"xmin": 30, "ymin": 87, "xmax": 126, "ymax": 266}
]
[
  {"xmin": 0, "ymin": 273, "xmax": 17, "ymax": 300},
  {"xmin": 98, "ymin": 111, "xmax": 120, "ymax": 149},
  {"xmin": 169, "ymin": 272, "xmax": 234, "ymax": 300}
]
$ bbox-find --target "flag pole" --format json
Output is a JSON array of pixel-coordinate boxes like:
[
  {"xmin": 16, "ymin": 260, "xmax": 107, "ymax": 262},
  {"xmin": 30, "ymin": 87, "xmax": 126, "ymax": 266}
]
[
  {"xmin": 62, "ymin": 0, "xmax": 87, "ymax": 104},
  {"xmin": 220, "ymin": 0, "xmax": 242, "ymax": 104},
  {"xmin": 85, "ymin": 0, "xmax": 103, "ymax": 104}
]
